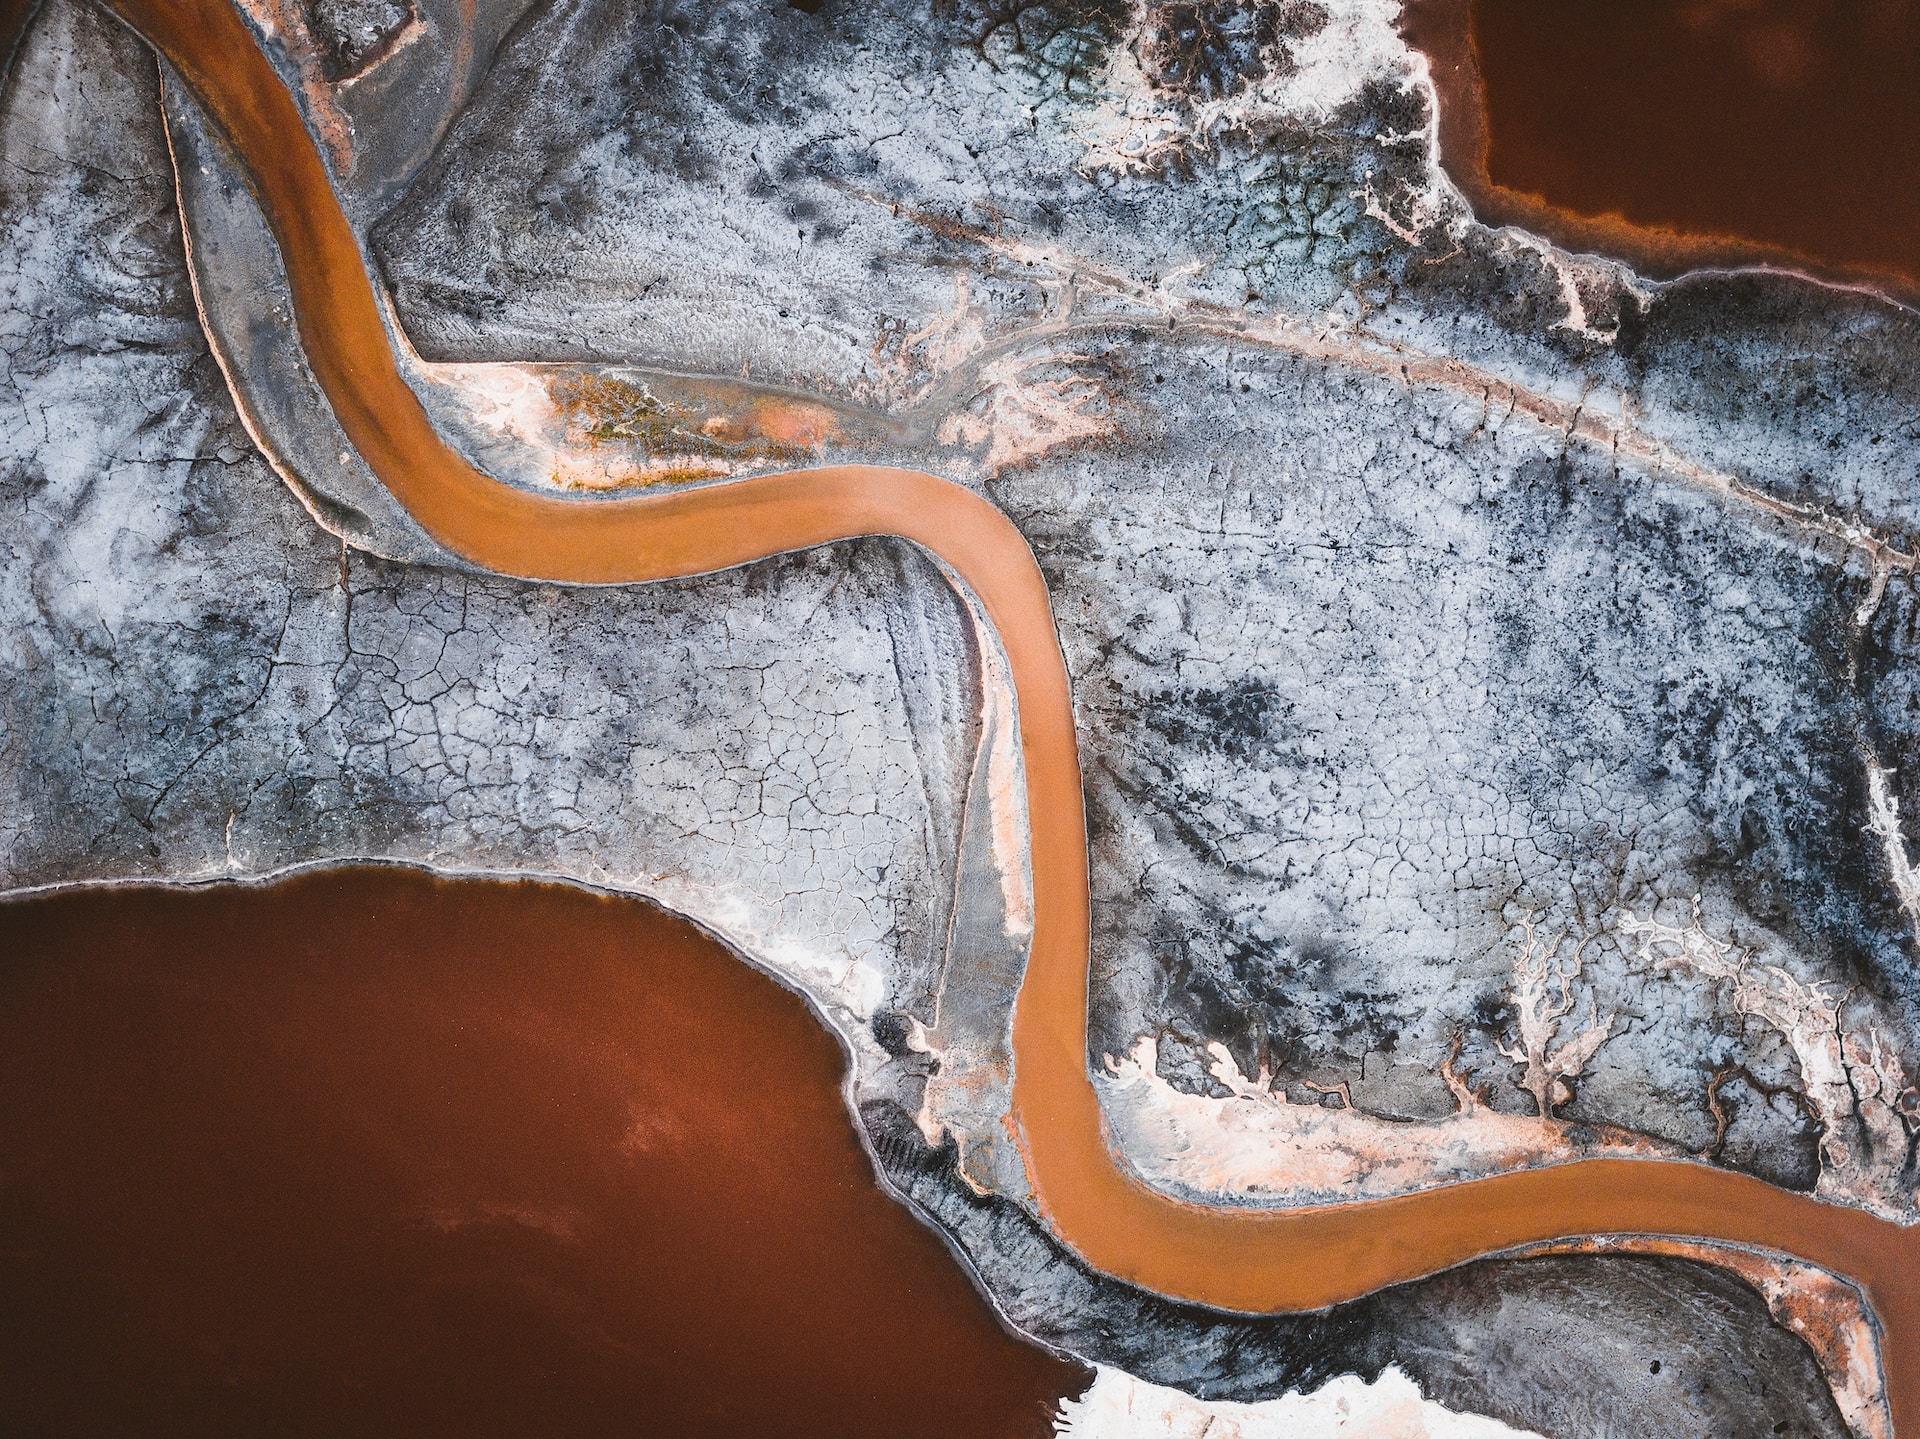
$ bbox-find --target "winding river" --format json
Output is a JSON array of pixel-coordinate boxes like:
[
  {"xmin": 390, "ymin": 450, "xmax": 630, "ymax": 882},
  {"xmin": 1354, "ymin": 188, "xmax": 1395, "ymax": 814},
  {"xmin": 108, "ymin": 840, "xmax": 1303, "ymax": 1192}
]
[{"xmin": 101, "ymin": 0, "xmax": 1920, "ymax": 1428}]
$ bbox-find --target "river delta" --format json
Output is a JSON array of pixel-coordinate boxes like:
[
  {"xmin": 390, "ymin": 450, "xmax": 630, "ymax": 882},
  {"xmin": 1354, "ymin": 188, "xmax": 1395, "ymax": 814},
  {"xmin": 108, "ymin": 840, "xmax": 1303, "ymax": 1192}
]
[{"xmin": 4, "ymin": 0, "xmax": 1920, "ymax": 1435}]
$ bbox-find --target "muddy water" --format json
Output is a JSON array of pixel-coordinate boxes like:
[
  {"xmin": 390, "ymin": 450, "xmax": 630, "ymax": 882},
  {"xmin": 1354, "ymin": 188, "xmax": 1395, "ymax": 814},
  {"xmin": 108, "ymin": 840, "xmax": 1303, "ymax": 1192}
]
[
  {"xmin": 0, "ymin": 0, "xmax": 42, "ymax": 85},
  {"xmin": 1403, "ymin": 0, "xmax": 1920, "ymax": 295},
  {"xmin": 69, "ymin": 0, "xmax": 1920, "ymax": 1431},
  {"xmin": 0, "ymin": 868, "xmax": 1086, "ymax": 1436}
]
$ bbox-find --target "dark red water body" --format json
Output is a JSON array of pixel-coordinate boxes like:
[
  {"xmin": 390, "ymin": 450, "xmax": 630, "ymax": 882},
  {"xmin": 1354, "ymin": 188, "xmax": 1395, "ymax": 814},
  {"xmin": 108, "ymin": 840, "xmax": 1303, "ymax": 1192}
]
[
  {"xmin": 1402, "ymin": 0, "xmax": 1920, "ymax": 297},
  {"xmin": 0, "ymin": 0, "xmax": 42, "ymax": 87},
  {"xmin": 0, "ymin": 867, "xmax": 1085, "ymax": 1438}
]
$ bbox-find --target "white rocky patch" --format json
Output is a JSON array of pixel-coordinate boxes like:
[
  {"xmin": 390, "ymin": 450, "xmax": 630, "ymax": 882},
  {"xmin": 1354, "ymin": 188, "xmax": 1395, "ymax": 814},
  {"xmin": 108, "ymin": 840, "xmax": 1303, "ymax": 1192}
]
[
  {"xmin": 1100, "ymin": 1035, "xmax": 1671, "ymax": 1207},
  {"xmin": 1054, "ymin": 1366, "xmax": 1543, "ymax": 1438}
]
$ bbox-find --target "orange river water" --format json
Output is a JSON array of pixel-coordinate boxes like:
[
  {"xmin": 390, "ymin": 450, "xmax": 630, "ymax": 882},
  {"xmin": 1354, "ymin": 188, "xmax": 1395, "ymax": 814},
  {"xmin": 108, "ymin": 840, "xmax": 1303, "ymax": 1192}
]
[{"xmin": 92, "ymin": 0, "xmax": 1920, "ymax": 1427}]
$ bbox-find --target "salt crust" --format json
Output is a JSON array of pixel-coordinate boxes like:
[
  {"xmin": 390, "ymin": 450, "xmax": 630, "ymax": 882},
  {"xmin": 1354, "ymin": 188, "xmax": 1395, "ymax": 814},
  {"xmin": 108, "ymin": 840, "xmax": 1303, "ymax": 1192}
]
[{"xmin": 1053, "ymin": 1366, "xmax": 1541, "ymax": 1439}]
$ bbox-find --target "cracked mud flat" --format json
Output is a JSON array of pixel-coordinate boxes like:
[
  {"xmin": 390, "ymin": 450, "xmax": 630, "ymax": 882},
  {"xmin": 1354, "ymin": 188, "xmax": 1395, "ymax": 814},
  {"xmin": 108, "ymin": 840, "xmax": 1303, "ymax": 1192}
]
[{"xmin": 3, "ymin": 0, "xmax": 1919, "ymax": 1434}]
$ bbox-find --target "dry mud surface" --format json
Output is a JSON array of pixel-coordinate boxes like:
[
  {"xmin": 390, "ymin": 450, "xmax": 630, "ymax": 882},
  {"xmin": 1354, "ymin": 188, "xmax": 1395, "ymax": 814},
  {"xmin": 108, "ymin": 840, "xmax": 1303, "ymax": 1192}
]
[{"xmin": 5, "ymin": 0, "xmax": 1920, "ymax": 1434}]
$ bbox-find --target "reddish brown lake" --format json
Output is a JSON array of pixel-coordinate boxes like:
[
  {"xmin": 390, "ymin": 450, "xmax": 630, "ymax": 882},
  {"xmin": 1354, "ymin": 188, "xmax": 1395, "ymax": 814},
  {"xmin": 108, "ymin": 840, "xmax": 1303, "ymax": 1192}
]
[
  {"xmin": 0, "ymin": 867, "xmax": 1085, "ymax": 1437},
  {"xmin": 1403, "ymin": 0, "xmax": 1920, "ymax": 295}
]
